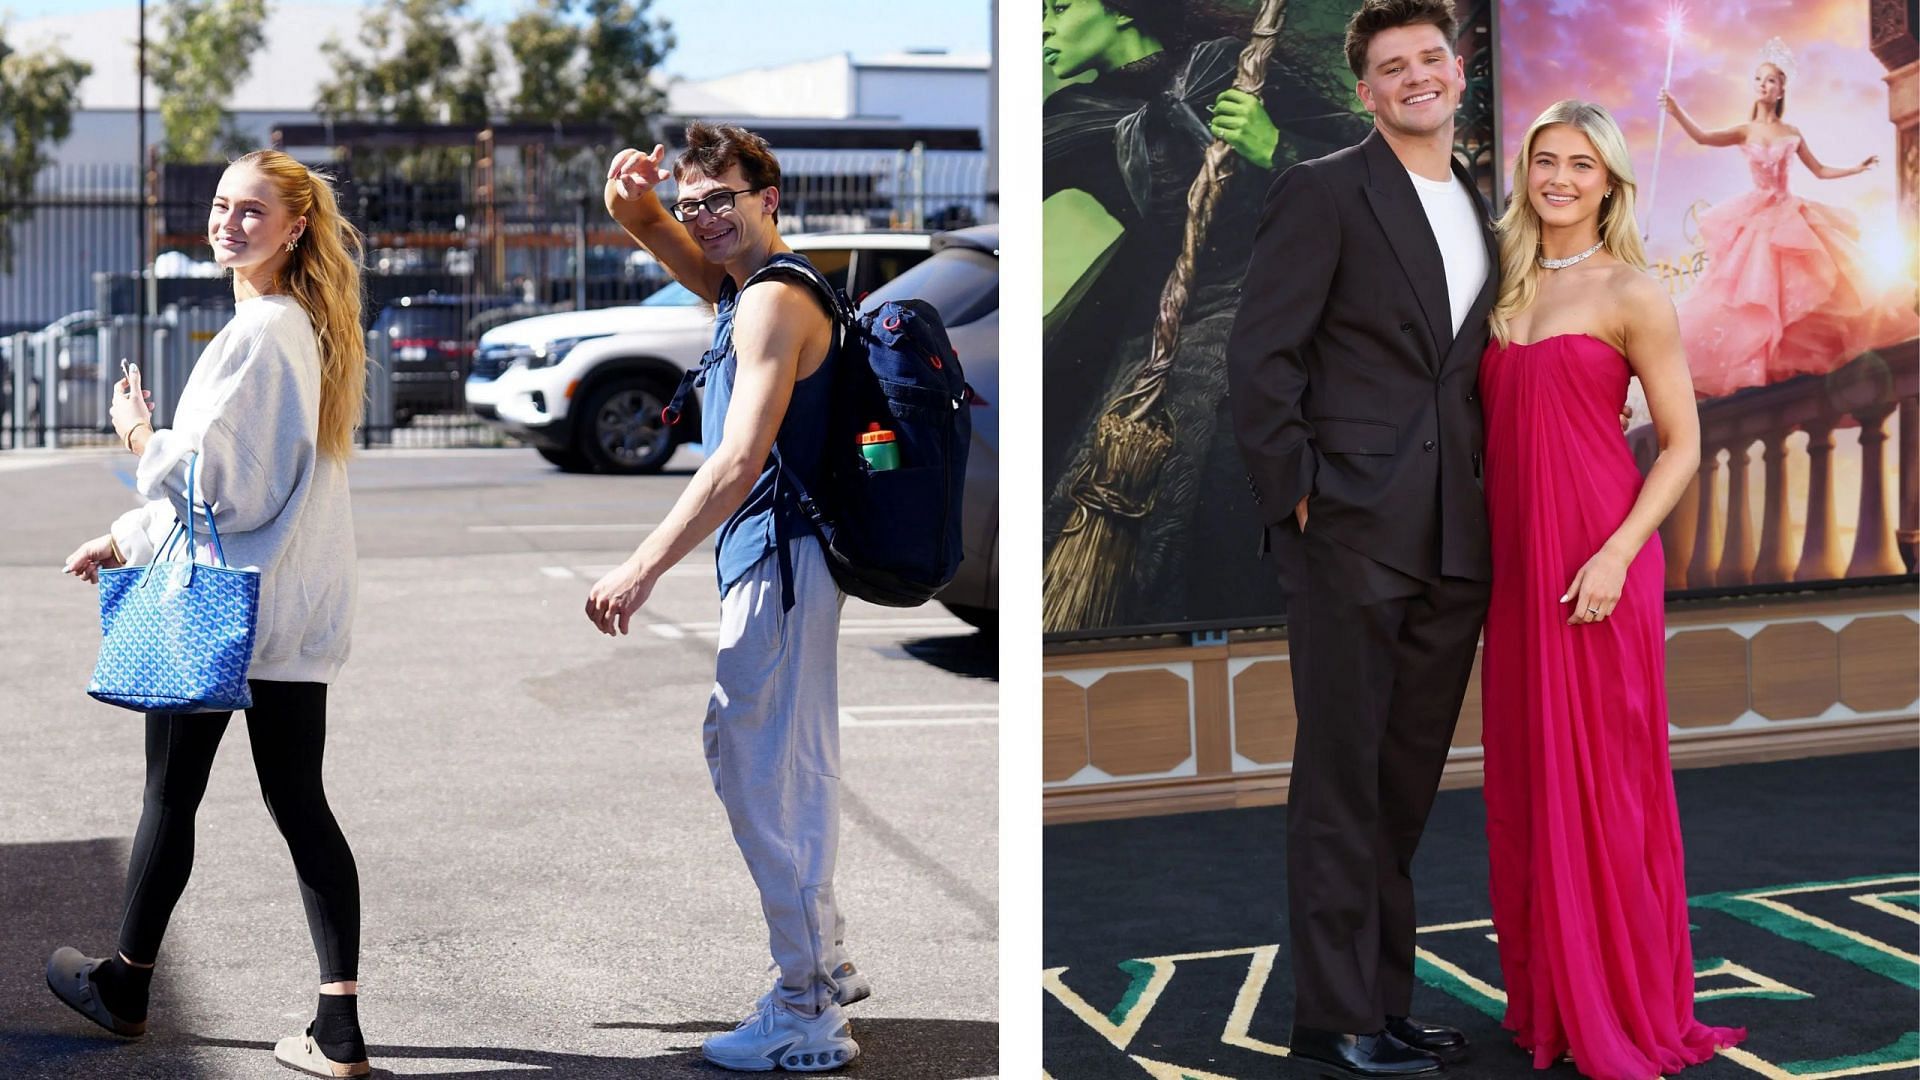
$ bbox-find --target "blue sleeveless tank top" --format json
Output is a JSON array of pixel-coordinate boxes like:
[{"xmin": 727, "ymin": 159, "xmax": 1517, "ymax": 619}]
[{"xmin": 702, "ymin": 253, "xmax": 838, "ymax": 597}]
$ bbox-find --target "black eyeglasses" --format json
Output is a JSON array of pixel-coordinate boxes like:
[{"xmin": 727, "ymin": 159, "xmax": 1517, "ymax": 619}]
[{"xmin": 669, "ymin": 187, "xmax": 763, "ymax": 222}]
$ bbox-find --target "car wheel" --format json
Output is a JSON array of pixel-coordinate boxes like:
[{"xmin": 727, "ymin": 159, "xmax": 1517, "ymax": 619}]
[
  {"xmin": 579, "ymin": 379, "xmax": 676, "ymax": 474},
  {"xmin": 942, "ymin": 603, "xmax": 998, "ymax": 634},
  {"xmin": 537, "ymin": 446, "xmax": 593, "ymax": 472}
]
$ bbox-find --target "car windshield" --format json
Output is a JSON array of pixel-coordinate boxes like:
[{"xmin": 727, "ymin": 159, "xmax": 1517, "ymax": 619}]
[
  {"xmin": 862, "ymin": 247, "xmax": 997, "ymax": 327},
  {"xmin": 383, "ymin": 308, "xmax": 466, "ymax": 339},
  {"xmin": 641, "ymin": 282, "xmax": 705, "ymax": 307}
]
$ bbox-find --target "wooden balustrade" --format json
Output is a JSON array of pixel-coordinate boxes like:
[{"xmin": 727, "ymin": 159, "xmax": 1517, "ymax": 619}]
[{"xmin": 1628, "ymin": 340, "xmax": 1919, "ymax": 590}]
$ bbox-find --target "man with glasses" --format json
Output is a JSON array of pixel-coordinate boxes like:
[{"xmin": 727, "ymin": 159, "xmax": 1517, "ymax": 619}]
[{"xmin": 587, "ymin": 121, "xmax": 865, "ymax": 1073}]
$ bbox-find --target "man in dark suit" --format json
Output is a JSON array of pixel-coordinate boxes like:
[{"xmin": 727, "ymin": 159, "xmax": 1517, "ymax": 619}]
[{"xmin": 1226, "ymin": 1, "xmax": 1496, "ymax": 1076}]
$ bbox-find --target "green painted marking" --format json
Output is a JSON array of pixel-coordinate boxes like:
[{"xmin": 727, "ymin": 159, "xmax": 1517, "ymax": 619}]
[
  {"xmin": 1108, "ymin": 959, "xmax": 1156, "ymax": 1027},
  {"xmin": 1780, "ymin": 1030, "xmax": 1920, "ymax": 1075},
  {"xmin": 1692, "ymin": 957, "xmax": 1811, "ymax": 1002},
  {"xmin": 1881, "ymin": 893, "xmax": 1920, "ymax": 911},
  {"xmin": 1414, "ymin": 954, "xmax": 1504, "ymax": 1021},
  {"xmin": 1691, "ymin": 879, "xmax": 1920, "ymax": 990}
]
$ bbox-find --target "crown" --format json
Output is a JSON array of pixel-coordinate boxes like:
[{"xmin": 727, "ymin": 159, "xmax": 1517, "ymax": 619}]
[{"xmin": 1757, "ymin": 37, "xmax": 1796, "ymax": 82}]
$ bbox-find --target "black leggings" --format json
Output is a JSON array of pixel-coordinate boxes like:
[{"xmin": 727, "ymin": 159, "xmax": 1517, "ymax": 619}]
[{"xmin": 116, "ymin": 680, "xmax": 360, "ymax": 983}]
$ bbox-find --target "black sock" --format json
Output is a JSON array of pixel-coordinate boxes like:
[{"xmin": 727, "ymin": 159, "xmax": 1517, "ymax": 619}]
[
  {"xmin": 312, "ymin": 993, "xmax": 366, "ymax": 1064},
  {"xmin": 92, "ymin": 955, "xmax": 152, "ymax": 1022}
]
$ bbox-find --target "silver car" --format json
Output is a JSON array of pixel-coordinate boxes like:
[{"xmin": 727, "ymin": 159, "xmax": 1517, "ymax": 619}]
[{"xmin": 861, "ymin": 226, "xmax": 999, "ymax": 631}]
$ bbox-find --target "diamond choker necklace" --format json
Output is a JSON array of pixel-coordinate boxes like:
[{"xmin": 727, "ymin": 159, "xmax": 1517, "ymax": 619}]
[{"xmin": 1538, "ymin": 240, "xmax": 1604, "ymax": 270}]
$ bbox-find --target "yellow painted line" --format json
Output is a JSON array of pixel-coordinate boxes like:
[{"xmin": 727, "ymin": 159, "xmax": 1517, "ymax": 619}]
[
  {"xmin": 1132, "ymin": 1055, "xmax": 1243, "ymax": 1080},
  {"xmin": 1850, "ymin": 891, "xmax": 1920, "ymax": 927},
  {"xmin": 1417, "ymin": 918, "xmax": 1496, "ymax": 934},
  {"xmin": 1413, "ymin": 945, "xmax": 1508, "ymax": 1005},
  {"xmin": 1135, "ymin": 946, "xmax": 1289, "ymax": 1058},
  {"xmin": 1717, "ymin": 1045, "xmax": 1799, "ymax": 1080},
  {"xmin": 1740, "ymin": 875, "xmax": 1918, "ymax": 900},
  {"xmin": 1720, "ymin": 1043, "xmax": 1920, "ymax": 1080},
  {"xmin": 1222, "ymin": 945, "xmax": 1289, "ymax": 1058},
  {"xmin": 1795, "ymin": 1061, "xmax": 1920, "ymax": 1079},
  {"xmin": 1741, "ymin": 896, "xmax": 1920, "ymax": 966},
  {"xmin": 1041, "ymin": 962, "xmax": 1174, "ymax": 1052},
  {"xmin": 1693, "ymin": 958, "xmax": 1812, "ymax": 1001}
]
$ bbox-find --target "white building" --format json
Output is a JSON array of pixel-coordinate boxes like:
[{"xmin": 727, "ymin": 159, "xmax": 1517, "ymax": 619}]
[
  {"xmin": 5, "ymin": 5, "xmax": 989, "ymax": 166},
  {"xmin": 0, "ymin": 4, "xmax": 991, "ymax": 326}
]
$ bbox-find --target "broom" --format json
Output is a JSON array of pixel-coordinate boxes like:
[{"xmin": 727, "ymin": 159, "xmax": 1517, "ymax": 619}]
[{"xmin": 1042, "ymin": 0, "xmax": 1291, "ymax": 632}]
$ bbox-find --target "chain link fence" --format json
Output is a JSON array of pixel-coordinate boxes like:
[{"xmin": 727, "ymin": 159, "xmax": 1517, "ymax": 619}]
[{"xmin": 0, "ymin": 145, "xmax": 990, "ymax": 450}]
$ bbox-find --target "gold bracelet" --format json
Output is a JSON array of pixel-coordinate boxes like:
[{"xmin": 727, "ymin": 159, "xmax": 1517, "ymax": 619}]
[
  {"xmin": 107, "ymin": 535, "xmax": 125, "ymax": 564},
  {"xmin": 124, "ymin": 421, "xmax": 150, "ymax": 453}
]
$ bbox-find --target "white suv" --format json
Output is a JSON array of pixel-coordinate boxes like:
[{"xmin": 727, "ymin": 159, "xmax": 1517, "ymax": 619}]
[{"xmin": 468, "ymin": 232, "xmax": 934, "ymax": 473}]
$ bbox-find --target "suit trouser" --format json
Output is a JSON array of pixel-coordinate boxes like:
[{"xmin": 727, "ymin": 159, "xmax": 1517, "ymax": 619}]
[
  {"xmin": 704, "ymin": 536, "xmax": 849, "ymax": 1015},
  {"xmin": 1274, "ymin": 524, "xmax": 1489, "ymax": 1033}
]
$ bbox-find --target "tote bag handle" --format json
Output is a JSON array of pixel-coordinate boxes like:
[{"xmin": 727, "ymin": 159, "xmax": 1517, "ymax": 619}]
[{"xmin": 141, "ymin": 453, "xmax": 232, "ymax": 586}]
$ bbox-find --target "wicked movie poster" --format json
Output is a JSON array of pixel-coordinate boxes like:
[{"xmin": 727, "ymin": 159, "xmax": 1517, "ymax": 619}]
[
  {"xmin": 1497, "ymin": 0, "xmax": 1920, "ymax": 591},
  {"xmin": 1040, "ymin": 0, "xmax": 1496, "ymax": 636}
]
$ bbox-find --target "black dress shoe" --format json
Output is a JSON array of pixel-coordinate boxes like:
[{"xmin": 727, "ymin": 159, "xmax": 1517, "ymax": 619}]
[
  {"xmin": 1289, "ymin": 1026, "xmax": 1442, "ymax": 1078},
  {"xmin": 1385, "ymin": 1015, "xmax": 1468, "ymax": 1064}
]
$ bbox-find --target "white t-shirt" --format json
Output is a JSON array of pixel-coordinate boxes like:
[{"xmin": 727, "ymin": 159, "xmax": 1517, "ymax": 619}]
[{"xmin": 1406, "ymin": 168, "xmax": 1490, "ymax": 337}]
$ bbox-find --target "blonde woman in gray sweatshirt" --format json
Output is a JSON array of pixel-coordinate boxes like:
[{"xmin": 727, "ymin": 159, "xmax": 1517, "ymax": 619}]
[{"xmin": 51, "ymin": 150, "xmax": 376, "ymax": 1079}]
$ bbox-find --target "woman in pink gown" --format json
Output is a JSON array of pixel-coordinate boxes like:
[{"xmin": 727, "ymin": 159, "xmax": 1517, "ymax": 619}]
[
  {"xmin": 1660, "ymin": 42, "xmax": 1914, "ymax": 398},
  {"xmin": 1478, "ymin": 100, "xmax": 1746, "ymax": 1080}
]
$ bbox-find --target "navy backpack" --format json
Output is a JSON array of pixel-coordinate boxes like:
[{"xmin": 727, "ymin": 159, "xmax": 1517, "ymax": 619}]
[{"xmin": 666, "ymin": 253, "xmax": 971, "ymax": 608}]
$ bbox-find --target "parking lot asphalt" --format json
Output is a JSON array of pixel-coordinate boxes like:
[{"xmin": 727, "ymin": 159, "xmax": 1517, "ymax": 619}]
[{"xmin": 0, "ymin": 445, "xmax": 998, "ymax": 1079}]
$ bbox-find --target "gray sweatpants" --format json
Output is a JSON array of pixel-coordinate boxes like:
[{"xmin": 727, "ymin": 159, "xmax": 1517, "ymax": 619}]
[{"xmin": 703, "ymin": 536, "xmax": 849, "ymax": 1014}]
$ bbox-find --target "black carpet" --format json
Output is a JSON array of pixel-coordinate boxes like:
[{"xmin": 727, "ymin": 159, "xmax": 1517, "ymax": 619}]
[{"xmin": 1043, "ymin": 751, "xmax": 1920, "ymax": 1079}]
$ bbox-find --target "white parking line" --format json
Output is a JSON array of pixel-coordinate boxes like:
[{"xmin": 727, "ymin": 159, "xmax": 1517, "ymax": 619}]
[
  {"xmin": 542, "ymin": 564, "xmax": 713, "ymax": 581},
  {"xmin": 840, "ymin": 705, "xmax": 999, "ymax": 728},
  {"xmin": 471, "ymin": 523, "xmax": 658, "ymax": 533},
  {"xmin": 643, "ymin": 622, "xmax": 967, "ymax": 641}
]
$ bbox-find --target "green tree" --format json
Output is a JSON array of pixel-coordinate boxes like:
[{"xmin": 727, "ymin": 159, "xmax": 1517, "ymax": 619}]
[
  {"xmin": 148, "ymin": 0, "xmax": 270, "ymax": 162},
  {"xmin": 316, "ymin": 0, "xmax": 497, "ymax": 128},
  {"xmin": 505, "ymin": 0, "xmax": 672, "ymax": 147},
  {"xmin": 0, "ymin": 28, "xmax": 90, "ymax": 271}
]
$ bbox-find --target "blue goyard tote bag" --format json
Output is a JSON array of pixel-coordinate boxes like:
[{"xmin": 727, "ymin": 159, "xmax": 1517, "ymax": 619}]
[{"xmin": 88, "ymin": 453, "xmax": 259, "ymax": 713}]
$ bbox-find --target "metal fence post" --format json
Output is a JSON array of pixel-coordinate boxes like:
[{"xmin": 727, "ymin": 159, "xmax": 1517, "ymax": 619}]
[
  {"xmin": 150, "ymin": 321, "xmax": 170, "ymax": 427},
  {"xmin": 6, "ymin": 332, "xmax": 32, "ymax": 449},
  {"xmin": 575, "ymin": 194, "xmax": 589, "ymax": 312},
  {"xmin": 911, "ymin": 141, "xmax": 926, "ymax": 231},
  {"xmin": 363, "ymin": 329, "xmax": 394, "ymax": 447}
]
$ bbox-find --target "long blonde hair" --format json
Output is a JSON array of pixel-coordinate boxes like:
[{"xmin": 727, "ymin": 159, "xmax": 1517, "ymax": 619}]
[
  {"xmin": 232, "ymin": 150, "xmax": 367, "ymax": 459},
  {"xmin": 1489, "ymin": 100, "xmax": 1647, "ymax": 345}
]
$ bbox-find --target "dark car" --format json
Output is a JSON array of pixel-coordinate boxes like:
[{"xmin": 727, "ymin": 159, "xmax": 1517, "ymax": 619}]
[{"xmin": 372, "ymin": 294, "xmax": 522, "ymax": 424}]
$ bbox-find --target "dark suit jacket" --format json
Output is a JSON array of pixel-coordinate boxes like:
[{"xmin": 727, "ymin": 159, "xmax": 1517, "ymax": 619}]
[{"xmin": 1227, "ymin": 127, "xmax": 1498, "ymax": 584}]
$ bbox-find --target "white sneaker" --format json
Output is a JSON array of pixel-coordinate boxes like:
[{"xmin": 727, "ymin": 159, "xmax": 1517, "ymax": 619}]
[
  {"xmin": 827, "ymin": 961, "xmax": 871, "ymax": 1006},
  {"xmin": 702, "ymin": 996, "xmax": 860, "ymax": 1073}
]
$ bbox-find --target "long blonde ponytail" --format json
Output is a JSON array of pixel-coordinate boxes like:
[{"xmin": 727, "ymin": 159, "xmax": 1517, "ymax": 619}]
[
  {"xmin": 234, "ymin": 149, "xmax": 367, "ymax": 459},
  {"xmin": 1489, "ymin": 100, "xmax": 1648, "ymax": 345}
]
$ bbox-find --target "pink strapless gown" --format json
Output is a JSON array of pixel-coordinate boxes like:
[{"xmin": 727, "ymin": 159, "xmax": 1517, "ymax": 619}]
[
  {"xmin": 1677, "ymin": 135, "xmax": 1917, "ymax": 398},
  {"xmin": 1478, "ymin": 333, "xmax": 1746, "ymax": 1080}
]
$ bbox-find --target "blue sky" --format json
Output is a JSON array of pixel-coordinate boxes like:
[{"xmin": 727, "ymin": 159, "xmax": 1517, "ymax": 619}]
[{"xmin": 0, "ymin": 0, "xmax": 992, "ymax": 79}]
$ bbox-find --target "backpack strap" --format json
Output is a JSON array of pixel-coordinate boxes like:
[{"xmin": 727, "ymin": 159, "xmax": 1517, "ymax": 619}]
[
  {"xmin": 743, "ymin": 253, "xmax": 857, "ymax": 333},
  {"xmin": 661, "ymin": 275, "xmax": 741, "ymax": 427},
  {"xmin": 744, "ymin": 255, "xmax": 850, "ymax": 611},
  {"xmin": 665, "ymin": 255, "xmax": 849, "ymax": 428},
  {"xmin": 768, "ymin": 442, "xmax": 835, "ymax": 613}
]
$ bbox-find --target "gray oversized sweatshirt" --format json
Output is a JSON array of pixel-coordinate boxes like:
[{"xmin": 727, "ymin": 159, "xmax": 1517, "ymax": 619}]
[{"xmin": 111, "ymin": 295, "xmax": 356, "ymax": 684}]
